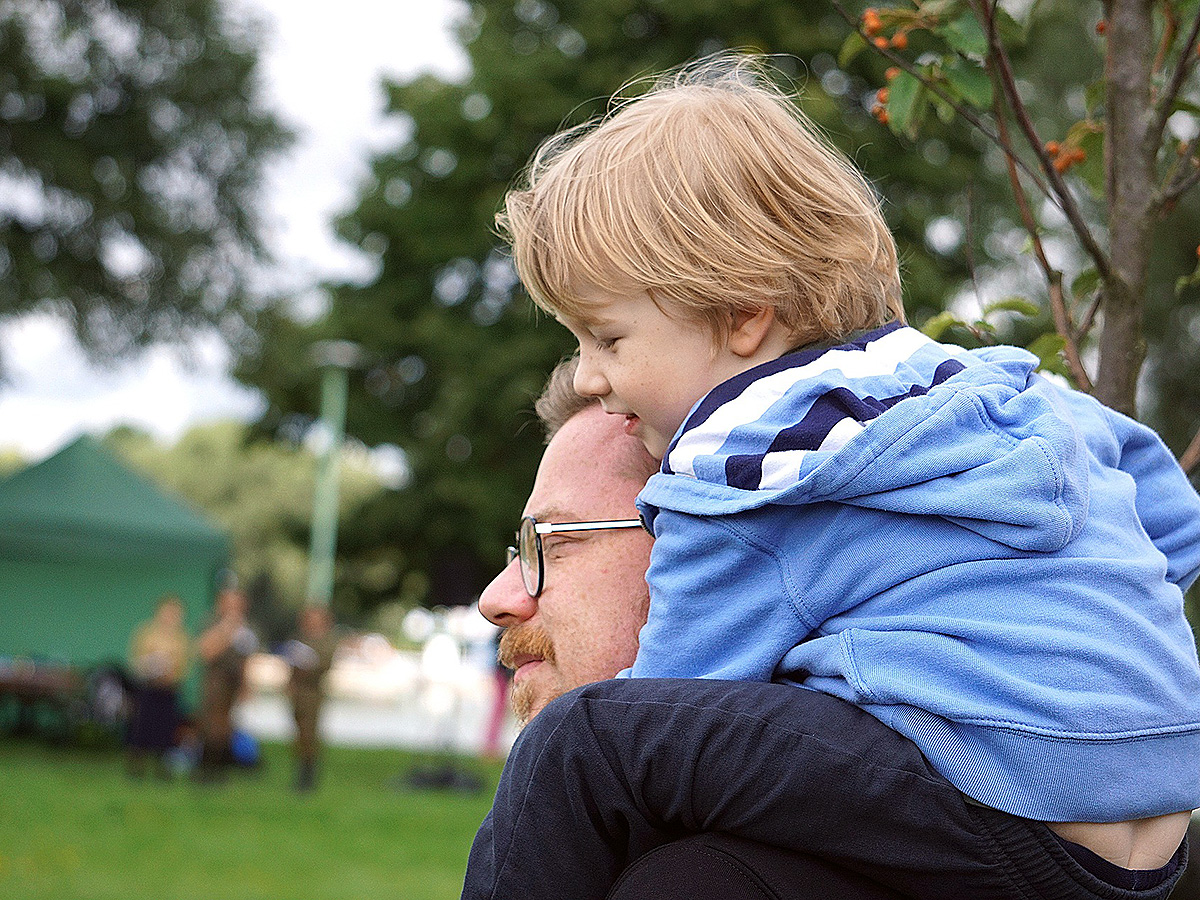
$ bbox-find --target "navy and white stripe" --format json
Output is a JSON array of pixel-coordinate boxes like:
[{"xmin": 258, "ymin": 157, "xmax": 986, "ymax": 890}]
[{"xmin": 664, "ymin": 324, "xmax": 969, "ymax": 491}]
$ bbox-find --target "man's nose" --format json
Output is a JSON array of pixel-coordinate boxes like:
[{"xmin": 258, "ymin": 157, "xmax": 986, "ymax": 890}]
[
  {"xmin": 478, "ymin": 556, "xmax": 537, "ymax": 627},
  {"xmin": 573, "ymin": 351, "xmax": 609, "ymax": 398}
]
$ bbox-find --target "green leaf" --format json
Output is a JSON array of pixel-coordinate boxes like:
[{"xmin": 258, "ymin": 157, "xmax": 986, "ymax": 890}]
[
  {"xmin": 1084, "ymin": 80, "xmax": 1105, "ymax": 116},
  {"xmin": 839, "ymin": 31, "xmax": 867, "ymax": 69},
  {"xmin": 972, "ymin": 318, "xmax": 998, "ymax": 334},
  {"xmin": 932, "ymin": 92, "xmax": 957, "ymax": 124},
  {"xmin": 1026, "ymin": 333, "xmax": 1069, "ymax": 377},
  {"xmin": 993, "ymin": 6, "xmax": 1027, "ymax": 45},
  {"xmin": 920, "ymin": 310, "xmax": 962, "ymax": 340},
  {"xmin": 887, "ymin": 70, "xmax": 923, "ymax": 138},
  {"xmin": 945, "ymin": 57, "xmax": 993, "ymax": 109},
  {"xmin": 918, "ymin": 0, "xmax": 966, "ymax": 18},
  {"xmin": 941, "ymin": 12, "xmax": 989, "ymax": 56},
  {"xmin": 1070, "ymin": 268, "xmax": 1100, "ymax": 300},
  {"xmin": 983, "ymin": 296, "xmax": 1040, "ymax": 318}
]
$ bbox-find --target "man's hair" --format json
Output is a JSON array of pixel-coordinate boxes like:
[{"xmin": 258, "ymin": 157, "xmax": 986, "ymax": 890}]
[
  {"xmin": 498, "ymin": 54, "xmax": 905, "ymax": 346},
  {"xmin": 535, "ymin": 356, "xmax": 660, "ymax": 484},
  {"xmin": 535, "ymin": 355, "xmax": 592, "ymax": 442}
]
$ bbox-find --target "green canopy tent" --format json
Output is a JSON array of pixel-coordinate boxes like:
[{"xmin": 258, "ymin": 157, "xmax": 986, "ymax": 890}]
[{"xmin": 0, "ymin": 436, "xmax": 227, "ymax": 688}]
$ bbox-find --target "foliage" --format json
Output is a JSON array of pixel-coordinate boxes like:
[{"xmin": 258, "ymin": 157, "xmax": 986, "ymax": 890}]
[
  {"xmin": 837, "ymin": 0, "xmax": 1200, "ymax": 468},
  {"xmin": 0, "ymin": 0, "xmax": 290, "ymax": 367},
  {"xmin": 0, "ymin": 739, "xmax": 501, "ymax": 900},
  {"xmin": 101, "ymin": 422, "xmax": 390, "ymax": 632},
  {"xmin": 235, "ymin": 0, "xmax": 996, "ymax": 610}
]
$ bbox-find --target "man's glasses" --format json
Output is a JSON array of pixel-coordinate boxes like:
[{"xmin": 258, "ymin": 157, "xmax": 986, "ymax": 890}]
[{"xmin": 506, "ymin": 515, "xmax": 644, "ymax": 598}]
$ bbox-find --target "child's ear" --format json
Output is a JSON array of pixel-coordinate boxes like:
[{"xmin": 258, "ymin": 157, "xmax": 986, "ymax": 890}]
[{"xmin": 728, "ymin": 306, "xmax": 779, "ymax": 358}]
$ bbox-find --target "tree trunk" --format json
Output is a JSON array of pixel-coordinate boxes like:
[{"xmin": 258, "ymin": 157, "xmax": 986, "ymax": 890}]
[{"xmin": 1096, "ymin": 0, "xmax": 1156, "ymax": 417}]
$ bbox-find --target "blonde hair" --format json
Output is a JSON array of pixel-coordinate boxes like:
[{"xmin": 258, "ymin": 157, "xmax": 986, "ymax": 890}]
[{"xmin": 498, "ymin": 55, "xmax": 904, "ymax": 345}]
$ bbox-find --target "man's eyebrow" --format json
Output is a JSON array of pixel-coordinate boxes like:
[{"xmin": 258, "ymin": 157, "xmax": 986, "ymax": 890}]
[{"xmin": 527, "ymin": 507, "xmax": 577, "ymax": 523}]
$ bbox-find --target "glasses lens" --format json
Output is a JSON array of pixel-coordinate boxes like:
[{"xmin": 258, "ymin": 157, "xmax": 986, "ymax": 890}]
[{"xmin": 517, "ymin": 517, "xmax": 540, "ymax": 596}]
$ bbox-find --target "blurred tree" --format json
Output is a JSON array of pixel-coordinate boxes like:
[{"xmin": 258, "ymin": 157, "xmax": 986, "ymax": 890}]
[
  {"xmin": 838, "ymin": 0, "xmax": 1200, "ymax": 465},
  {"xmin": 0, "ymin": 0, "xmax": 290, "ymax": 365},
  {"xmin": 236, "ymin": 0, "xmax": 995, "ymax": 610},
  {"xmin": 103, "ymin": 421, "xmax": 389, "ymax": 627}
]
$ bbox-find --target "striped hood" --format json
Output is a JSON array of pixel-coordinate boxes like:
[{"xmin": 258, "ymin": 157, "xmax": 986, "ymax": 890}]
[{"xmin": 639, "ymin": 323, "xmax": 1090, "ymax": 553}]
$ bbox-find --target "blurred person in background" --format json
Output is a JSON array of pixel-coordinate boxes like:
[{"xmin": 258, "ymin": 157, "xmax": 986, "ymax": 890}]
[
  {"xmin": 480, "ymin": 629, "xmax": 512, "ymax": 758},
  {"xmin": 125, "ymin": 594, "xmax": 189, "ymax": 779},
  {"xmin": 284, "ymin": 604, "xmax": 337, "ymax": 793},
  {"xmin": 194, "ymin": 585, "xmax": 257, "ymax": 783}
]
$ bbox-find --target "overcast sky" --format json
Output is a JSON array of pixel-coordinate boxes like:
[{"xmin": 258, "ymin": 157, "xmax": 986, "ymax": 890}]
[{"xmin": 0, "ymin": 0, "xmax": 468, "ymax": 461}]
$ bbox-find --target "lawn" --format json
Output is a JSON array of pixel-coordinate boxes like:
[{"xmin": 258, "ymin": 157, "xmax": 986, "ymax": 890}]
[{"xmin": 0, "ymin": 738, "xmax": 504, "ymax": 900}]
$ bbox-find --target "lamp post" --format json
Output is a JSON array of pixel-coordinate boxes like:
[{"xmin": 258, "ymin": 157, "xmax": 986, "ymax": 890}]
[{"xmin": 305, "ymin": 340, "xmax": 361, "ymax": 608}]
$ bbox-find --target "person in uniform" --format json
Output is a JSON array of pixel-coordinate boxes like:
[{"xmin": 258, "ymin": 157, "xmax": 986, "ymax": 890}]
[
  {"xmin": 194, "ymin": 586, "xmax": 257, "ymax": 782},
  {"xmin": 284, "ymin": 604, "xmax": 337, "ymax": 792}
]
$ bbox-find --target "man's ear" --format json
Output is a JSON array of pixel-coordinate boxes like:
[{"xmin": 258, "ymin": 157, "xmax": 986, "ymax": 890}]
[{"xmin": 727, "ymin": 306, "xmax": 779, "ymax": 358}]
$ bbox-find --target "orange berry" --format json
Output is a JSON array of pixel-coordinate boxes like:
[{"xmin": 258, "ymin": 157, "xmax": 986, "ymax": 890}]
[
  {"xmin": 876, "ymin": 87, "xmax": 890, "ymax": 103},
  {"xmin": 1072, "ymin": 147, "xmax": 1087, "ymax": 163},
  {"xmin": 885, "ymin": 66, "xmax": 901, "ymax": 80},
  {"xmin": 1053, "ymin": 154, "xmax": 1073, "ymax": 173},
  {"xmin": 1195, "ymin": 243, "xmax": 1200, "ymax": 258},
  {"xmin": 1095, "ymin": 19, "xmax": 1107, "ymax": 35},
  {"xmin": 1045, "ymin": 140, "xmax": 1061, "ymax": 157},
  {"xmin": 874, "ymin": 36, "xmax": 889, "ymax": 50},
  {"xmin": 863, "ymin": 9, "xmax": 883, "ymax": 35},
  {"xmin": 890, "ymin": 31, "xmax": 909, "ymax": 50},
  {"xmin": 875, "ymin": 108, "xmax": 890, "ymax": 125}
]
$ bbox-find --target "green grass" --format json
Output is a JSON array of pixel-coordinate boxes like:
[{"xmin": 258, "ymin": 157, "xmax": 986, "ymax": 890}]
[{"xmin": 0, "ymin": 738, "xmax": 504, "ymax": 900}]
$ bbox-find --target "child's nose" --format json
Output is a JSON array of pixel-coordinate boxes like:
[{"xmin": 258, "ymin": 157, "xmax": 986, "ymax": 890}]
[{"xmin": 573, "ymin": 353, "xmax": 609, "ymax": 397}]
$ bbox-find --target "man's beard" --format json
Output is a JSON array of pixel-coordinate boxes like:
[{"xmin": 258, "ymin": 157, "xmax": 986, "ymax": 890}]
[{"xmin": 498, "ymin": 623, "xmax": 556, "ymax": 725}]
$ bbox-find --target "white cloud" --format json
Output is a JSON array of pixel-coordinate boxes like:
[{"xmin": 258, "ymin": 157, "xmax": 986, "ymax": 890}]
[{"xmin": 0, "ymin": 314, "xmax": 264, "ymax": 459}]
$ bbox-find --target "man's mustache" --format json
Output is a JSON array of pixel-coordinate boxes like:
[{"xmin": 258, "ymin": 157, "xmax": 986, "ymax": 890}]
[{"xmin": 498, "ymin": 623, "xmax": 557, "ymax": 670}]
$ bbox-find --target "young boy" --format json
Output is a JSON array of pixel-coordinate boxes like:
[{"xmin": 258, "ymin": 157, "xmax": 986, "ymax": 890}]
[{"xmin": 469, "ymin": 55, "xmax": 1200, "ymax": 899}]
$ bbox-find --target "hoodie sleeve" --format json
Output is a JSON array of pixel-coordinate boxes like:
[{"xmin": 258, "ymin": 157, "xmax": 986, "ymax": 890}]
[
  {"xmin": 1110, "ymin": 411, "xmax": 1200, "ymax": 591},
  {"xmin": 629, "ymin": 507, "xmax": 818, "ymax": 681}
]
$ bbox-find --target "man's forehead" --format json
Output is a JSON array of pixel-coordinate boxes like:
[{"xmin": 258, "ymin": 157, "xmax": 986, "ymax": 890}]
[{"xmin": 523, "ymin": 407, "xmax": 646, "ymax": 521}]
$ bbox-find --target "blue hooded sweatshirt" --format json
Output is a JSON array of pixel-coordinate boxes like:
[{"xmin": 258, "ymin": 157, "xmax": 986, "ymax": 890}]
[{"xmin": 633, "ymin": 322, "xmax": 1200, "ymax": 822}]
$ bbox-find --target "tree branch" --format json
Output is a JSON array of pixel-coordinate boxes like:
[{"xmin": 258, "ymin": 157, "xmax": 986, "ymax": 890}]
[
  {"xmin": 987, "ymin": 62, "xmax": 1092, "ymax": 390},
  {"xmin": 1151, "ymin": 0, "xmax": 1180, "ymax": 84},
  {"xmin": 829, "ymin": 0, "xmax": 1051, "ymax": 197},
  {"xmin": 1076, "ymin": 292, "xmax": 1102, "ymax": 342},
  {"xmin": 1158, "ymin": 136, "xmax": 1200, "ymax": 209},
  {"xmin": 1179, "ymin": 425, "xmax": 1200, "ymax": 475},
  {"xmin": 1152, "ymin": 2, "xmax": 1200, "ymax": 147},
  {"xmin": 973, "ymin": 0, "xmax": 1113, "ymax": 284}
]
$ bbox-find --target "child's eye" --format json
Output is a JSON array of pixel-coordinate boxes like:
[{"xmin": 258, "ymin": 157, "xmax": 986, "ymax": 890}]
[{"xmin": 595, "ymin": 336, "xmax": 618, "ymax": 351}]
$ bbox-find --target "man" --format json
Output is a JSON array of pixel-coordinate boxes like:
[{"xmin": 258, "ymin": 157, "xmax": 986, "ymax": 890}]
[
  {"xmin": 285, "ymin": 604, "xmax": 337, "ymax": 792},
  {"xmin": 471, "ymin": 358, "xmax": 906, "ymax": 900},
  {"xmin": 194, "ymin": 585, "xmax": 258, "ymax": 783},
  {"xmin": 481, "ymin": 359, "xmax": 656, "ymax": 726}
]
